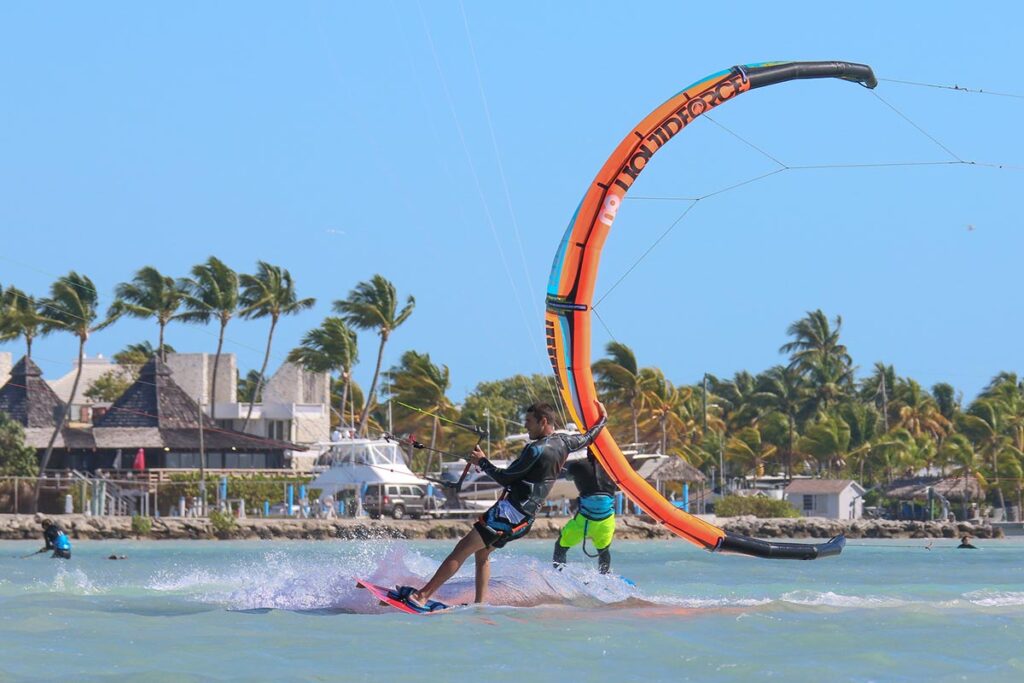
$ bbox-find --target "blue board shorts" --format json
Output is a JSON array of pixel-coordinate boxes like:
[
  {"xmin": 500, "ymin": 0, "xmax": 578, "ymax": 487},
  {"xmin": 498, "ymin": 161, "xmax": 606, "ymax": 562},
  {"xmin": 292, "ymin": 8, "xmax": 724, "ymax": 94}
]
[{"xmin": 474, "ymin": 500, "xmax": 533, "ymax": 549}]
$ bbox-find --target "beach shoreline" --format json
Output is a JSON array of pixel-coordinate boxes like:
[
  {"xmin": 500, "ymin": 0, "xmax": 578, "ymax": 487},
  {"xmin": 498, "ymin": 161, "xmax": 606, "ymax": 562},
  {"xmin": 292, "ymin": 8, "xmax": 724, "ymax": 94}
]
[{"xmin": 0, "ymin": 513, "xmax": 1002, "ymax": 542}]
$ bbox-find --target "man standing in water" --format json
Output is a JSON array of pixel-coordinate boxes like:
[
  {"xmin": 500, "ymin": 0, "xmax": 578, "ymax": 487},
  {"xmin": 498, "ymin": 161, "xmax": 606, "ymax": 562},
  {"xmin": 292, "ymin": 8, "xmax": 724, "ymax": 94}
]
[
  {"xmin": 552, "ymin": 450, "xmax": 617, "ymax": 574},
  {"xmin": 395, "ymin": 400, "xmax": 608, "ymax": 610}
]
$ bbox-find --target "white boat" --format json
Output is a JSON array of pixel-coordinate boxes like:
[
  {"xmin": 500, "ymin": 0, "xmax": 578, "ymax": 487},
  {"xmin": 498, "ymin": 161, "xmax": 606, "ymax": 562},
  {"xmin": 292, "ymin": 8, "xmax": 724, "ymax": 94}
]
[{"xmin": 308, "ymin": 437, "xmax": 430, "ymax": 498}]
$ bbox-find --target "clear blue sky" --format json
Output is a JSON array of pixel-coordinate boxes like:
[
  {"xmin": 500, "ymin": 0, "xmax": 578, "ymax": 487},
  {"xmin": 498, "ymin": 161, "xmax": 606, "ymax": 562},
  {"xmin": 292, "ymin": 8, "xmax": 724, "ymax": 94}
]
[{"xmin": 1, "ymin": 2, "xmax": 1021, "ymax": 404}]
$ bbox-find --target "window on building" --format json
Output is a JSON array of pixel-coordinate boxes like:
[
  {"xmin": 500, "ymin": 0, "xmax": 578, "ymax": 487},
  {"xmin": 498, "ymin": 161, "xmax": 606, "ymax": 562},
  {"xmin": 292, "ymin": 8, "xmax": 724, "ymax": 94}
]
[
  {"xmin": 267, "ymin": 420, "xmax": 292, "ymax": 441},
  {"xmin": 803, "ymin": 494, "xmax": 814, "ymax": 511}
]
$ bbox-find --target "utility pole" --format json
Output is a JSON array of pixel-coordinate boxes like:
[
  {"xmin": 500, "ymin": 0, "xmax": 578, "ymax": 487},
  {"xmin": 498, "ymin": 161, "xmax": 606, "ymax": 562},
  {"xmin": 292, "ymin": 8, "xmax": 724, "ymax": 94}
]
[
  {"xmin": 879, "ymin": 370, "xmax": 889, "ymax": 432},
  {"xmin": 198, "ymin": 398, "xmax": 207, "ymax": 516},
  {"xmin": 485, "ymin": 408, "xmax": 491, "ymax": 458},
  {"xmin": 386, "ymin": 378, "xmax": 393, "ymax": 434},
  {"xmin": 702, "ymin": 373, "xmax": 708, "ymax": 434}
]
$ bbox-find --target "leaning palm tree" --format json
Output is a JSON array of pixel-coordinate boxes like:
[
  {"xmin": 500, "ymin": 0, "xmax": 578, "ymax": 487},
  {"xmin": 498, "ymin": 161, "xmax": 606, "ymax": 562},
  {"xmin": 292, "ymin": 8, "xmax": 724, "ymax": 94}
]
[
  {"xmin": 36, "ymin": 273, "xmax": 106, "ymax": 505},
  {"xmin": 592, "ymin": 341, "xmax": 648, "ymax": 444},
  {"xmin": 178, "ymin": 257, "xmax": 239, "ymax": 422},
  {"xmin": 333, "ymin": 275, "xmax": 414, "ymax": 436},
  {"xmin": 107, "ymin": 266, "xmax": 187, "ymax": 362},
  {"xmin": 288, "ymin": 317, "xmax": 359, "ymax": 429},
  {"xmin": 0, "ymin": 287, "xmax": 51, "ymax": 358},
  {"xmin": 237, "ymin": 262, "xmax": 316, "ymax": 432}
]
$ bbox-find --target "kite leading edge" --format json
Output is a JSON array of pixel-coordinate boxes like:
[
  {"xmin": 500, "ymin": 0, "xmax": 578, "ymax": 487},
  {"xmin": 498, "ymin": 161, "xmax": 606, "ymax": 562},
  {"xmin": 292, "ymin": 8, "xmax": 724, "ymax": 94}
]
[{"xmin": 545, "ymin": 61, "xmax": 877, "ymax": 560}]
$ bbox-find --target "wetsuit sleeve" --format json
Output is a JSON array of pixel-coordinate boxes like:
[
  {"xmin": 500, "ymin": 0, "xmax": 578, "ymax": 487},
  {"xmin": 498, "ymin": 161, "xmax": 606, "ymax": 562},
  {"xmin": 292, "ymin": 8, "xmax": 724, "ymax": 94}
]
[
  {"xmin": 562, "ymin": 417, "xmax": 607, "ymax": 452},
  {"xmin": 478, "ymin": 445, "xmax": 542, "ymax": 487},
  {"xmin": 43, "ymin": 527, "xmax": 56, "ymax": 550}
]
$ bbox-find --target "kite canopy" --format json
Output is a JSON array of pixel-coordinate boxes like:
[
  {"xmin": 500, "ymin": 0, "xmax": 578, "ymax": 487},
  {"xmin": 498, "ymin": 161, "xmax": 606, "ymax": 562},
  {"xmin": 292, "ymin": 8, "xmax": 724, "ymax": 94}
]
[{"xmin": 545, "ymin": 61, "xmax": 876, "ymax": 559}]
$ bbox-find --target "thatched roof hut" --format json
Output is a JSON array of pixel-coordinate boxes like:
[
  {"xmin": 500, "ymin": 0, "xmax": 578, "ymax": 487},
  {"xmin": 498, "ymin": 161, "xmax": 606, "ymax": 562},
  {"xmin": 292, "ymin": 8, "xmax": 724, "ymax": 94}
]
[{"xmin": 0, "ymin": 356, "xmax": 63, "ymax": 428}]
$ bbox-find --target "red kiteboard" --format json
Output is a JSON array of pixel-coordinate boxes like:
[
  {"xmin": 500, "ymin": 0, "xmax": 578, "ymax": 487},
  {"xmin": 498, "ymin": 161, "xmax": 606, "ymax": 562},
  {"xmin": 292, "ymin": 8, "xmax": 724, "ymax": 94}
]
[{"xmin": 355, "ymin": 579, "xmax": 452, "ymax": 615}]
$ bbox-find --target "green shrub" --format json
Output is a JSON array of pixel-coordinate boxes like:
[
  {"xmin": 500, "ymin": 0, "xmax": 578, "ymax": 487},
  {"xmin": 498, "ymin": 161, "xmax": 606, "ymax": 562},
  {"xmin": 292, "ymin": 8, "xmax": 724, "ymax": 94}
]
[
  {"xmin": 156, "ymin": 473, "xmax": 317, "ymax": 515},
  {"xmin": 131, "ymin": 515, "xmax": 153, "ymax": 536},
  {"xmin": 208, "ymin": 509, "xmax": 238, "ymax": 536},
  {"xmin": 715, "ymin": 495, "xmax": 801, "ymax": 518}
]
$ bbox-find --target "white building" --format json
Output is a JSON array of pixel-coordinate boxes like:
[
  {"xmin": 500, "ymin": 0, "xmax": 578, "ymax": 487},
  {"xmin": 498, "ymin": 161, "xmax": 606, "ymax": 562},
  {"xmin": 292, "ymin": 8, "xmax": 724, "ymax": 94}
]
[
  {"xmin": 30, "ymin": 351, "xmax": 329, "ymax": 454},
  {"xmin": 784, "ymin": 479, "xmax": 865, "ymax": 520},
  {"xmin": 49, "ymin": 354, "xmax": 121, "ymax": 422},
  {"xmin": 0, "ymin": 351, "xmax": 11, "ymax": 385},
  {"xmin": 165, "ymin": 353, "xmax": 330, "ymax": 451}
]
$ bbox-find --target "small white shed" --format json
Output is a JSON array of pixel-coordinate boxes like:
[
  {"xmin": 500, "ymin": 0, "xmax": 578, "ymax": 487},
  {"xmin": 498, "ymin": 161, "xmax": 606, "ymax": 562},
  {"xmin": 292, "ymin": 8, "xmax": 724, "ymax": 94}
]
[{"xmin": 784, "ymin": 479, "xmax": 865, "ymax": 519}]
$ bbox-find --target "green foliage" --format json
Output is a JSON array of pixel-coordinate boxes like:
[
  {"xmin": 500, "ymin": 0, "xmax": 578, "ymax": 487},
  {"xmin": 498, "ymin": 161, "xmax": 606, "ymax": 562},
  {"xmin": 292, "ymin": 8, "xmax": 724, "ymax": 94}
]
[
  {"xmin": 458, "ymin": 374, "xmax": 560, "ymax": 456},
  {"xmin": 714, "ymin": 495, "xmax": 800, "ymax": 518},
  {"xmin": 208, "ymin": 509, "xmax": 237, "ymax": 536},
  {"xmin": 156, "ymin": 473, "xmax": 317, "ymax": 514},
  {"xmin": 84, "ymin": 369, "xmax": 134, "ymax": 403},
  {"xmin": 131, "ymin": 515, "xmax": 153, "ymax": 536},
  {"xmin": 0, "ymin": 411, "xmax": 39, "ymax": 477},
  {"xmin": 113, "ymin": 341, "xmax": 174, "ymax": 366}
]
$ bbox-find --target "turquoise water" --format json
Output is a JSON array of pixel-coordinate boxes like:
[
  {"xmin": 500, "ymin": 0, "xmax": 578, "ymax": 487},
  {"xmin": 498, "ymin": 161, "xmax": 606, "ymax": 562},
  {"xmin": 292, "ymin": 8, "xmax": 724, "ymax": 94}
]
[{"xmin": 2, "ymin": 537, "xmax": 1023, "ymax": 682}]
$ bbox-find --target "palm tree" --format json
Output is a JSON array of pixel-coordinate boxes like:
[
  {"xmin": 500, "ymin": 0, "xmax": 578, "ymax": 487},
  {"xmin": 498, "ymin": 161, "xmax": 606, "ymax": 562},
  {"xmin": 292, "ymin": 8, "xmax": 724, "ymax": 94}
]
[
  {"xmin": 639, "ymin": 368, "xmax": 693, "ymax": 454},
  {"xmin": 960, "ymin": 399, "xmax": 1018, "ymax": 513},
  {"xmin": 710, "ymin": 370, "xmax": 762, "ymax": 432},
  {"xmin": 931, "ymin": 382, "xmax": 961, "ymax": 424},
  {"xmin": 780, "ymin": 310, "xmax": 854, "ymax": 413},
  {"xmin": 860, "ymin": 362, "xmax": 896, "ymax": 430},
  {"xmin": 237, "ymin": 369, "xmax": 263, "ymax": 403},
  {"xmin": 592, "ymin": 341, "xmax": 648, "ymax": 444},
  {"xmin": 237, "ymin": 262, "xmax": 316, "ymax": 432},
  {"xmin": 938, "ymin": 433, "xmax": 984, "ymax": 516},
  {"xmin": 796, "ymin": 414, "xmax": 855, "ymax": 477},
  {"xmin": 725, "ymin": 426, "xmax": 777, "ymax": 487},
  {"xmin": 288, "ymin": 317, "xmax": 359, "ymax": 429},
  {"xmin": 107, "ymin": 266, "xmax": 187, "ymax": 362},
  {"xmin": 178, "ymin": 257, "xmax": 239, "ymax": 422},
  {"xmin": 755, "ymin": 366, "xmax": 811, "ymax": 479},
  {"xmin": 36, "ymin": 273, "xmax": 106, "ymax": 503},
  {"xmin": 891, "ymin": 379, "xmax": 952, "ymax": 442},
  {"xmin": 0, "ymin": 287, "xmax": 50, "ymax": 358},
  {"xmin": 385, "ymin": 350, "xmax": 454, "ymax": 474},
  {"xmin": 113, "ymin": 341, "xmax": 174, "ymax": 367},
  {"xmin": 333, "ymin": 275, "xmax": 414, "ymax": 436}
]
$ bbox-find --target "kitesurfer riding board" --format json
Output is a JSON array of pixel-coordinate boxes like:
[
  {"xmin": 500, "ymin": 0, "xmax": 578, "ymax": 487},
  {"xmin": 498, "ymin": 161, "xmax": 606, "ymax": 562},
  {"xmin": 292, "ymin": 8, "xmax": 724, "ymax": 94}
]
[{"xmin": 391, "ymin": 400, "xmax": 608, "ymax": 610}]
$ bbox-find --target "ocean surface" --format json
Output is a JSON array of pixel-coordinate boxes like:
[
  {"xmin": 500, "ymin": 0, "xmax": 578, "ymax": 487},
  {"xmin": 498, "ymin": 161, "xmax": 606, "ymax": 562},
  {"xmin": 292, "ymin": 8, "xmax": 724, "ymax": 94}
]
[{"xmin": 1, "ymin": 536, "xmax": 1022, "ymax": 682}]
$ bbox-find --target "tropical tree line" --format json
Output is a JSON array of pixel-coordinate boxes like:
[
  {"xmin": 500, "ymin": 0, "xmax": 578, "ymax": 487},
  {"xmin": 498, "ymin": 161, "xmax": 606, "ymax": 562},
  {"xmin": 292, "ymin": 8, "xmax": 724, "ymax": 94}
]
[
  {"xmin": 348, "ymin": 309, "xmax": 1023, "ymax": 515},
  {"xmin": 4, "ymin": 266, "xmax": 1022, "ymax": 517}
]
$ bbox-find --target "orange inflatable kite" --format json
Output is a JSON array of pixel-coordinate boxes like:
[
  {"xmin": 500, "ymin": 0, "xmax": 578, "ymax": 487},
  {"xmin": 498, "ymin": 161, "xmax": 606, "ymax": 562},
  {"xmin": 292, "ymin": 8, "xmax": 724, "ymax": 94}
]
[{"xmin": 546, "ymin": 61, "xmax": 877, "ymax": 559}]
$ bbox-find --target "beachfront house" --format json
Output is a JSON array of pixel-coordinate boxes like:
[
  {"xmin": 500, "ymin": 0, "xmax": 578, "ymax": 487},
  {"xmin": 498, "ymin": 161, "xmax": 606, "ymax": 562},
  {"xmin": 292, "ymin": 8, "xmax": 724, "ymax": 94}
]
[
  {"xmin": 0, "ymin": 355, "xmax": 303, "ymax": 472},
  {"xmin": 164, "ymin": 352, "xmax": 330, "ymax": 450},
  {"xmin": 783, "ymin": 479, "xmax": 865, "ymax": 520}
]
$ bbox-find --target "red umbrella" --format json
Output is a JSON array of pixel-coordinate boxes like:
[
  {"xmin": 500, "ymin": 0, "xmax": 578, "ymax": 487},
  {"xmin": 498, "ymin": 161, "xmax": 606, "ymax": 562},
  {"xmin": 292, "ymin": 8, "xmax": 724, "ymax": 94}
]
[{"xmin": 132, "ymin": 448, "xmax": 146, "ymax": 471}]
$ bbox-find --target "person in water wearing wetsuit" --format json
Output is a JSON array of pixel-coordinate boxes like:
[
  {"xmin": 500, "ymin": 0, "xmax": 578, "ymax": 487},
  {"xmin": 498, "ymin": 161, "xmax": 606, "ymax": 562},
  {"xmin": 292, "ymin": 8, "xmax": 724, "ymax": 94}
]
[
  {"xmin": 38, "ymin": 520, "xmax": 72, "ymax": 559},
  {"xmin": 553, "ymin": 452, "xmax": 617, "ymax": 574},
  {"xmin": 958, "ymin": 535, "xmax": 978, "ymax": 549},
  {"xmin": 396, "ymin": 400, "xmax": 607, "ymax": 610}
]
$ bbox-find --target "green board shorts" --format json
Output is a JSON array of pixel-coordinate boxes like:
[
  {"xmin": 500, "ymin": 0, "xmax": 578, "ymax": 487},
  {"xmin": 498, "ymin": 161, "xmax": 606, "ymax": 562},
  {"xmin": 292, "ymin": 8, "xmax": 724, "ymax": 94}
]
[{"xmin": 557, "ymin": 513, "xmax": 616, "ymax": 550}]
